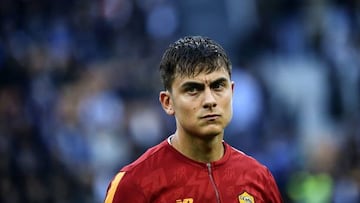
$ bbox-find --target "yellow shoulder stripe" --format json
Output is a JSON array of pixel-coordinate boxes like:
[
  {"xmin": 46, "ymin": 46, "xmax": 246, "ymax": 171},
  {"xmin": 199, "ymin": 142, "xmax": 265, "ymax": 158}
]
[{"xmin": 105, "ymin": 172, "xmax": 126, "ymax": 203}]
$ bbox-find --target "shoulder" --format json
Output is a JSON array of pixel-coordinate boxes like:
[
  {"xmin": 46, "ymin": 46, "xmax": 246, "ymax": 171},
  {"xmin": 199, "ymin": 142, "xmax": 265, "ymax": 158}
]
[
  {"xmin": 227, "ymin": 144, "xmax": 280, "ymax": 191},
  {"xmin": 225, "ymin": 143, "xmax": 272, "ymax": 176},
  {"xmin": 122, "ymin": 140, "xmax": 170, "ymax": 172},
  {"xmin": 226, "ymin": 143, "xmax": 260, "ymax": 165},
  {"xmin": 224, "ymin": 143, "xmax": 283, "ymax": 202},
  {"xmin": 104, "ymin": 140, "xmax": 170, "ymax": 203}
]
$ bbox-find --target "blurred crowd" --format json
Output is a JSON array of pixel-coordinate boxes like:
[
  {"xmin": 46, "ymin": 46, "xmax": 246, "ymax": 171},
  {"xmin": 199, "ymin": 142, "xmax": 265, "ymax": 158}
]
[{"xmin": 0, "ymin": 0, "xmax": 359, "ymax": 202}]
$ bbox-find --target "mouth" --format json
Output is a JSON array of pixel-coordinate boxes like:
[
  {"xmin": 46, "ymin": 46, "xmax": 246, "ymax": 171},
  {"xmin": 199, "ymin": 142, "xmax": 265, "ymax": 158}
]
[{"xmin": 200, "ymin": 114, "xmax": 221, "ymax": 120}]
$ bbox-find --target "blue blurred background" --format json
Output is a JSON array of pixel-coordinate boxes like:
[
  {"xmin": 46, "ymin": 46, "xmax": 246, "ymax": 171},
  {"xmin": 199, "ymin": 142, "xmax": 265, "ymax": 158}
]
[{"xmin": 0, "ymin": 0, "xmax": 359, "ymax": 202}]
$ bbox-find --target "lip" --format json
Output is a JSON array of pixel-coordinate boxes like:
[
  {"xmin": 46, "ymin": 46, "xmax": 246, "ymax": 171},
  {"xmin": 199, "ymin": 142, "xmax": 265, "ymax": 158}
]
[{"xmin": 200, "ymin": 114, "xmax": 221, "ymax": 119}]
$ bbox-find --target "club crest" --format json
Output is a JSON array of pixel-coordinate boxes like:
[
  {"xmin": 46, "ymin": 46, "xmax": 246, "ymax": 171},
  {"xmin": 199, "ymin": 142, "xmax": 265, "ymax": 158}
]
[{"xmin": 238, "ymin": 192, "xmax": 254, "ymax": 203}]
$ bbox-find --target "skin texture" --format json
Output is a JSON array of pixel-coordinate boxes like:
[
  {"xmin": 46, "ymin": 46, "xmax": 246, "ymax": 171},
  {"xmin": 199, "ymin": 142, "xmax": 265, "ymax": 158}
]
[{"xmin": 159, "ymin": 67, "xmax": 234, "ymax": 163}]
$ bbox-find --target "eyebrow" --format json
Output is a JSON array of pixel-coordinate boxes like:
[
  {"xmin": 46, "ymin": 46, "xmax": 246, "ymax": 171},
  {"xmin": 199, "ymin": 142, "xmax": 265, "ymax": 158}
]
[
  {"xmin": 180, "ymin": 77, "xmax": 229, "ymax": 89},
  {"xmin": 210, "ymin": 77, "xmax": 228, "ymax": 86},
  {"xmin": 181, "ymin": 81, "xmax": 204, "ymax": 91}
]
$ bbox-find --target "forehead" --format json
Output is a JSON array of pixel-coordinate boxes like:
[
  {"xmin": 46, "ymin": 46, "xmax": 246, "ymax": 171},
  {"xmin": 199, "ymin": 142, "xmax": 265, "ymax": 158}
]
[{"xmin": 173, "ymin": 68, "xmax": 230, "ymax": 87}]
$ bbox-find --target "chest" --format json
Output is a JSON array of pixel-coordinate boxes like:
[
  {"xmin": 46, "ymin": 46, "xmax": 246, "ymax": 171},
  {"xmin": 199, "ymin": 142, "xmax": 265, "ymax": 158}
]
[{"xmin": 139, "ymin": 166, "xmax": 268, "ymax": 203}]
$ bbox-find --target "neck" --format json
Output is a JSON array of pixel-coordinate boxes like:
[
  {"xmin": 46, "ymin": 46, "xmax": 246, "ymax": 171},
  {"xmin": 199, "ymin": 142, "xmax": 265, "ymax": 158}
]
[{"xmin": 169, "ymin": 132, "xmax": 225, "ymax": 163}]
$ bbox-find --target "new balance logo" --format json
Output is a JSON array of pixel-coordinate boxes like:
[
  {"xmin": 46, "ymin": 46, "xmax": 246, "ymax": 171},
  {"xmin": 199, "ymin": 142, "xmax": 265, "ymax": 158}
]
[{"xmin": 176, "ymin": 198, "xmax": 194, "ymax": 203}]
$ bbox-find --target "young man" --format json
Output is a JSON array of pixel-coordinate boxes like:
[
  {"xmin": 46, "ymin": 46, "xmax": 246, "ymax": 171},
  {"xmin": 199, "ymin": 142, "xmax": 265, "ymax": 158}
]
[{"xmin": 104, "ymin": 36, "xmax": 282, "ymax": 203}]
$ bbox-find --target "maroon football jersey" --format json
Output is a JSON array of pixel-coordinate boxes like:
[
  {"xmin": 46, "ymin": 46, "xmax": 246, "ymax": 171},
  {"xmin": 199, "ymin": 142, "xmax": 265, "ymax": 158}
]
[{"xmin": 104, "ymin": 139, "xmax": 282, "ymax": 203}]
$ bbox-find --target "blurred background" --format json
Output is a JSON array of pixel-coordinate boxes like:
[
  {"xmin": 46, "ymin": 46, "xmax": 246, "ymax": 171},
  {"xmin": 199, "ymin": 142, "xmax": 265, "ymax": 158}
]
[{"xmin": 0, "ymin": 0, "xmax": 359, "ymax": 202}]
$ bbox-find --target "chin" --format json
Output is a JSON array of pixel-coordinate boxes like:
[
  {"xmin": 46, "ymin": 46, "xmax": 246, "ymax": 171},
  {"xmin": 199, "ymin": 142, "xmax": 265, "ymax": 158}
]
[
  {"xmin": 186, "ymin": 124, "xmax": 224, "ymax": 138},
  {"xmin": 201, "ymin": 128, "xmax": 223, "ymax": 138}
]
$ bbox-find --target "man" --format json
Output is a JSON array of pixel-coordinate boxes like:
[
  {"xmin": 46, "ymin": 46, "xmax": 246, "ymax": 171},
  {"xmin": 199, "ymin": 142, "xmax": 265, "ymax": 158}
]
[{"xmin": 104, "ymin": 36, "xmax": 282, "ymax": 203}]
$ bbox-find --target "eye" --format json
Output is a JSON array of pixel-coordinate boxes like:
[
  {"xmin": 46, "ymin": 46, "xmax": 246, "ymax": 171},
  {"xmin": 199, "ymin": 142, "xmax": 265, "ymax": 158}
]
[
  {"xmin": 185, "ymin": 86, "xmax": 199, "ymax": 94},
  {"xmin": 211, "ymin": 81, "xmax": 226, "ymax": 91},
  {"xmin": 182, "ymin": 83, "xmax": 204, "ymax": 95}
]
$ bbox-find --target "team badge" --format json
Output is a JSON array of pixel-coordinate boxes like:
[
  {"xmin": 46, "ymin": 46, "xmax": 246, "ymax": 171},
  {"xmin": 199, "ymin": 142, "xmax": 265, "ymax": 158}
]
[
  {"xmin": 176, "ymin": 198, "xmax": 193, "ymax": 203},
  {"xmin": 238, "ymin": 192, "xmax": 254, "ymax": 203}
]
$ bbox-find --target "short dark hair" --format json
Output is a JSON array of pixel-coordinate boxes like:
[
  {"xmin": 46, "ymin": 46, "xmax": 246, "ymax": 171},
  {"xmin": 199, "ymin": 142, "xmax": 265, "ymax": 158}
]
[{"xmin": 159, "ymin": 36, "xmax": 232, "ymax": 91}]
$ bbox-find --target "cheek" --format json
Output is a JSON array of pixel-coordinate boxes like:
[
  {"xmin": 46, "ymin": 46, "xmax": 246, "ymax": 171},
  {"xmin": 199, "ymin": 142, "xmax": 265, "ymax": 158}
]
[
  {"xmin": 228, "ymin": 103, "xmax": 233, "ymax": 119},
  {"xmin": 180, "ymin": 100, "xmax": 198, "ymax": 116},
  {"xmin": 174, "ymin": 98, "xmax": 197, "ymax": 115},
  {"xmin": 223, "ymin": 94, "xmax": 233, "ymax": 113}
]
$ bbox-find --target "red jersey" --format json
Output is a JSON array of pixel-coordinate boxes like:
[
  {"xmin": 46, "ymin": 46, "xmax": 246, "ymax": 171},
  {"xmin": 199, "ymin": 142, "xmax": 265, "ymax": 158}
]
[{"xmin": 104, "ymin": 139, "xmax": 282, "ymax": 203}]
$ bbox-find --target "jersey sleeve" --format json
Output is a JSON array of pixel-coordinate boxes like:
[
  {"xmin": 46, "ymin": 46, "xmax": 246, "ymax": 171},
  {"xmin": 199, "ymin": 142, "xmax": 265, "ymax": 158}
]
[
  {"xmin": 264, "ymin": 168, "xmax": 283, "ymax": 203},
  {"xmin": 104, "ymin": 171, "xmax": 147, "ymax": 203}
]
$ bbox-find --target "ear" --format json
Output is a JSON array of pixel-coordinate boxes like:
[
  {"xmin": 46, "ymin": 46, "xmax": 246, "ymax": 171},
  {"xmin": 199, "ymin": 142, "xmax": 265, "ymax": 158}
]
[
  {"xmin": 159, "ymin": 91, "xmax": 175, "ymax": 115},
  {"xmin": 231, "ymin": 81, "xmax": 235, "ymax": 94}
]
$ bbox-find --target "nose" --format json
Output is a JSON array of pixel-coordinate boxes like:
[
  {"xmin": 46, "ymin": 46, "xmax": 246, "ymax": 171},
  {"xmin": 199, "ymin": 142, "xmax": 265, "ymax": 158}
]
[{"xmin": 203, "ymin": 88, "xmax": 217, "ymax": 109}]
